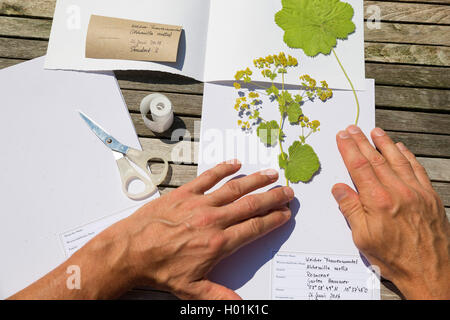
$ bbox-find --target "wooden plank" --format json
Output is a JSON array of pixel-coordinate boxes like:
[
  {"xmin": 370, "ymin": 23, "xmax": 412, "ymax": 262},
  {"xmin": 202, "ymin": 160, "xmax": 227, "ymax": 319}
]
[
  {"xmin": 365, "ymin": 43, "xmax": 450, "ymax": 66},
  {"xmin": 433, "ymin": 182, "xmax": 450, "ymax": 207},
  {"xmin": 0, "ymin": 16, "xmax": 52, "ymax": 39},
  {"xmin": 128, "ymin": 86, "xmax": 450, "ymax": 117},
  {"xmin": 381, "ymin": 0, "xmax": 450, "ymax": 5},
  {"xmin": 2, "ymin": 16, "xmax": 448, "ymax": 47},
  {"xmin": 375, "ymin": 86, "xmax": 450, "ymax": 112},
  {"xmin": 365, "ymin": 23, "xmax": 450, "ymax": 46},
  {"xmin": 132, "ymin": 113, "xmax": 200, "ymax": 140},
  {"xmin": 0, "ymin": 38, "xmax": 47, "ymax": 59},
  {"xmin": 116, "ymin": 70, "xmax": 203, "ymax": 95},
  {"xmin": 376, "ymin": 110, "xmax": 450, "ymax": 135},
  {"xmin": 382, "ymin": 131, "xmax": 450, "ymax": 158},
  {"xmin": 417, "ymin": 158, "xmax": 450, "ymax": 182},
  {"xmin": 1, "ymin": 36, "xmax": 449, "ymax": 74},
  {"xmin": 366, "ymin": 63, "xmax": 450, "ymax": 89},
  {"xmin": 0, "ymin": 0, "xmax": 55, "ymax": 18},
  {"xmin": 140, "ymin": 137, "xmax": 450, "ymax": 183},
  {"xmin": 364, "ymin": 1, "xmax": 450, "ymax": 25}
]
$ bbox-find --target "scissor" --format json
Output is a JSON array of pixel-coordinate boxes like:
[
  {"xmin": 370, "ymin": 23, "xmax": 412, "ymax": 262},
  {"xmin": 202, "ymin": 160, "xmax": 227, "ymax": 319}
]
[{"xmin": 79, "ymin": 111, "xmax": 169, "ymax": 201}]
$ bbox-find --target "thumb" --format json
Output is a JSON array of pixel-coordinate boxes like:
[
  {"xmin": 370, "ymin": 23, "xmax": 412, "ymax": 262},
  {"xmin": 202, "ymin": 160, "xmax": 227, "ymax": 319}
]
[
  {"xmin": 331, "ymin": 183, "xmax": 364, "ymax": 229},
  {"xmin": 191, "ymin": 280, "xmax": 242, "ymax": 300}
]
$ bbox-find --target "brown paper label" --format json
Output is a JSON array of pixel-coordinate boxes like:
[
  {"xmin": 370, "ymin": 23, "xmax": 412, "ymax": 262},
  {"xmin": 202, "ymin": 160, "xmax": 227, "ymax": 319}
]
[{"xmin": 85, "ymin": 15, "xmax": 182, "ymax": 63}]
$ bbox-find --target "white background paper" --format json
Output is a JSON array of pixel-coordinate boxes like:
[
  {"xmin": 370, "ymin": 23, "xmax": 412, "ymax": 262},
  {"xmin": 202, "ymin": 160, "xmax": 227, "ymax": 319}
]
[
  {"xmin": 45, "ymin": 0, "xmax": 365, "ymax": 90},
  {"xmin": 0, "ymin": 57, "xmax": 158, "ymax": 298},
  {"xmin": 205, "ymin": 0, "xmax": 366, "ymax": 90},
  {"xmin": 197, "ymin": 80, "xmax": 377, "ymax": 299}
]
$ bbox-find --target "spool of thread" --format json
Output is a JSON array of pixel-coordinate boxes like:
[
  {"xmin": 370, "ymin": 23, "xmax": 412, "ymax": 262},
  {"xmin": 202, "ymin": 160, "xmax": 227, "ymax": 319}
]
[{"xmin": 140, "ymin": 93, "xmax": 174, "ymax": 133}]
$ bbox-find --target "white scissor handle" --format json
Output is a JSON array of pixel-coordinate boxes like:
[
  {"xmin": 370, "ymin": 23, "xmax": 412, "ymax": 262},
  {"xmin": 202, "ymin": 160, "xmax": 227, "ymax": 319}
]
[
  {"xmin": 126, "ymin": 148, "xmax": 169, "ymax": 186},
  {"xmin": 116, "ymin": 157, "xmax": 157, "ymax": 201}
]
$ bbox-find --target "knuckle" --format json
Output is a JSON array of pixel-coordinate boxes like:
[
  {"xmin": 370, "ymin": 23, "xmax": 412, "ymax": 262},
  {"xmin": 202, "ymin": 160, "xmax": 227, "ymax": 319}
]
[
  {"xmin": 369, "ymin": 154, "xmax": 386, "ymax": 168},
  {"xmin": 371, "ymin": 188, "xmax": 395, "ymax": 211},
  {"xmin": 249, "ymin": 218, "xmax": 265, "ymax": 235},
  {"xmin": 400, "ymin": 187, "xmax": 419, "ymax": 203},
  {"xmin": 202, "ymin": 169, "xmax": 218, "ymax": 181},
  {"xmin": 351, "ymin": 156, "xmax": 371, "ymax": 171},
  {"xmin": 243, "ymin": 195, "xmax": 259, "ymax": 213},
  {"xmin": 207, "ymin": 231, "xmax": 227, "ymax": 253},
  {"xmin": 225, "ymin": 180, "xmax": 242, "ymax": 196}
]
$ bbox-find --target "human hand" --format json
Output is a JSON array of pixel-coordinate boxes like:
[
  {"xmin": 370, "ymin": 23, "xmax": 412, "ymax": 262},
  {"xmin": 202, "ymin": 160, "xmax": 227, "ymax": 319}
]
[
  {"xmin": 109, "ymin": 160, "xmax": 293, "ymax": 300},
  {"xmin": 332, "ymin": 126, "xmax": 450, "ymax": 299}
]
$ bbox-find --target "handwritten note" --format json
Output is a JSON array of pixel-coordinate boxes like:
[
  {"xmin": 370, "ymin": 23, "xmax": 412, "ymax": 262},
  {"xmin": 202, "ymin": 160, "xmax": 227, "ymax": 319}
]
[
  {"xmin": 86, "ymin": 15, "xmax": 182, "ymax": 62},
  {"xmin": 272, "ymin": 251, "xmax": 379, "ymax": 300}
]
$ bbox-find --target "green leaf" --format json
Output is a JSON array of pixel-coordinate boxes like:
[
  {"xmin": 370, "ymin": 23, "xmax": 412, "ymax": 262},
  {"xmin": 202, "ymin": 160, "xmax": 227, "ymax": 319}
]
[
  {"xmin": 257, "ymin": 121, "xmax": 280, "ymax": 146},
  {"xmin": 275, "ymin": 0, "xmax": 356, "ymax": 57},
  {"xmin": 279, "ymin": 152, "xmax": 289, "ymax": 169},
  {"xmin": 287, "ymin": 103, "xmax": 302, "ymax": 123},
  {"xmin": 284, "ymin": 142, "xmax": 320, "ymax": 183}
]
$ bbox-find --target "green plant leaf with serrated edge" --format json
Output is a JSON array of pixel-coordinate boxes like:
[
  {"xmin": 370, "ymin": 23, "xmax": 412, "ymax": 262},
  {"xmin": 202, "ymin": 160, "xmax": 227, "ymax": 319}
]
[
  {"xmin": 284, "ymin": 142, "xmax": 320, "ymax": 183},
  {"xmin": 279, "ymin": 152, "xmax": 289, "ymax": 169},
  {"xmin": 275, "ymin": 0, "xmax": 355, "ymax": 57},
  {"xmin": 287, "ymin": 103, "xmax": 302, "ymax": 123},
  {"xmin": 257, "ymin": 121, "xmax": 280, "ymax": 146}
]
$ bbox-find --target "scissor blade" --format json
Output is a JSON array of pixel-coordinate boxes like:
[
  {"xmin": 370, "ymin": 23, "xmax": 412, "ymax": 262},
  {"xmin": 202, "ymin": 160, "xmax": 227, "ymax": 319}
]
[{"xmin": 79, "ymin": 111, "xmax": 129, "ymax": 155}]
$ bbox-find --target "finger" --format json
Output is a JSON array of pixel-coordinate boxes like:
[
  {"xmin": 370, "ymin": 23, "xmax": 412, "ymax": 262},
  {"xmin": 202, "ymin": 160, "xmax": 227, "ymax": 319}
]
[
  {"xmin": 336, "ymin": 130, "xmax": 383, "ymax": 192},
  {"xmin": 207, "ymin": 168, "xmax": 279, "ymax": 206},
  {"xmin": 183, "ymin": 159, "xmax": 241, "ymax": 194},
  {"xmin": 370, "ymin": 128, "xmax": 419, "ymax": 186},
  {"xmin": 345, "ymin": 125, "xmax": 399, "ymax": 185},
  {"xmin": 396, "ymin": 142, "xmax": 433, "ymax": 190},
  {"xmin": 331, "ymin": 183, "xmax": 365, "ymax": 229},
  {"xmin": 219, "ymin": 186, "xmax": 294, "ymax": 227},
  {"xmin": 224, "ymin": 207, "xmax": 291, "ymax": 252},
  {"xmin": 189, "ymin": 280, "xmax": 242, "ymax": 300}
]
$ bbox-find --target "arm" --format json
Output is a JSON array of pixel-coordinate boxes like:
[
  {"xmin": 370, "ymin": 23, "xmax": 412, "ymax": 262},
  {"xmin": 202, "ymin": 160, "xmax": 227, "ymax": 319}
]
[
  {"xmin": 9, "ymin": 160, "xmax": 293, "ymax": 300},
  {"xmin": 332, "ymin": 125, "xmax": 450, "ymax": 300}
]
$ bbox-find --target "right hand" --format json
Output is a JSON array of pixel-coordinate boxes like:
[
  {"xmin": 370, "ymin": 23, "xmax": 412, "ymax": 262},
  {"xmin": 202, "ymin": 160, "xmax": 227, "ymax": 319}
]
[
  {"xmin": 332, "ymin": 126, "xmax": 450, "ymax": 299},
  {"xmin": 109, "ymin": 160, "xmax": 293, "ymax": 299}
]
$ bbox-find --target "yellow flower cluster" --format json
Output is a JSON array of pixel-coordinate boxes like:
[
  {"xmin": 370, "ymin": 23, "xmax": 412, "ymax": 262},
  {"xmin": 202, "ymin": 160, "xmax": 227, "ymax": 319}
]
[
  {"xmin": 237, "ymin": 120, "xmax": 251, "ymax": 129},
  {"xmin": 299, "ymin": 116, "xmax": 320, "ymax": 132},
  {"xmin": 234, "ymin": 97, "xmax": 249, "ymax": 111},
  {"xmin": 300, "ymin": 75, "xmax": 333, "ymax": 102},
  {"xmin": 248, "ymin": 92, "xmax": 259, "ymax": 99},
  {"xmin": 234, "ymin": 67, "xmax": 253, "ymax": 81},
  {"xmin": 253, "ymin": 52, "xmax": 298, "ymax": 69}
]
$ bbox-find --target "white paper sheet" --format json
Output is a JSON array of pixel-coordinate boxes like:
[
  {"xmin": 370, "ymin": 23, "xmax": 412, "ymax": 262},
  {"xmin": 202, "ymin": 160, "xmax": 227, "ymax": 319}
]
[
  {"xmin": 45, "ymin": 0, "xmax": 211, "ymax": 80},
  {"xmin": 0, "ymin": 57, "xmax": 158, "ymax": 299},
  {"xmin": 45, "ymin": 0, "xmax": 365, "ymax": 90},
  {"xmin": 197, "ymin": 80, "xmax": 379, "ymax": 299},
  {"xmin": 204, "ymin": 0, "xmax": 366, "ymax": 90}
]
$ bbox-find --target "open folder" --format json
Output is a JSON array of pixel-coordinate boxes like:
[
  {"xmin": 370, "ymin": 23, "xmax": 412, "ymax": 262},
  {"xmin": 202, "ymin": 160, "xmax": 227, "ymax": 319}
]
[
  {"xmin": 45, "ymin": 0, "xmax": 365, "ymax": 91},
  {"xmin": 0, "ymin": 57, "xmax": 158, "ymax": 298}
]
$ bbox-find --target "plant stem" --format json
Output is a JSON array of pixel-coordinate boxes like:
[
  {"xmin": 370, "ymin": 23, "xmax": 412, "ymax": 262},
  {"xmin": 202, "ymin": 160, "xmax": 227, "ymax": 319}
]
[
  {"xmin": 278, "ymin": 115, "xmax": 289, "ymax": 187},
  {"xmin": 332, "ymin": 48, "xmax": 360, "ymax": 125}
]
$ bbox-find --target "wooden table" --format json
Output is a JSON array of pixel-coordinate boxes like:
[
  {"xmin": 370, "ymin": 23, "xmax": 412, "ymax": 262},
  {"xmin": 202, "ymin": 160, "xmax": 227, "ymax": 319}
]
[{"xmin": 0, "ymin": 0, "xmax": 448, "ymax": 300}]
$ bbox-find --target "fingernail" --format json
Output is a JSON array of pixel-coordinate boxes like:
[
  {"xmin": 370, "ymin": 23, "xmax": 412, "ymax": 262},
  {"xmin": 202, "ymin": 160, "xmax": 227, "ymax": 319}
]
[
  {"xmin": 338, "ymin": 130, "xmax": 350, "ymax": 139},
  {"xmin": 283, "ymin": 187, "xmax": 294, "ymax": 199},
  {"xmin": 332, "ymin": 187, "xmax": 347, "ymax": 202},
  {"xmin": 261, "ymin": 168, "xmax": 278, "ymax": 179},
  {"xmin": 281, "ymin": 207, "xmax": 291, "ymax": 217},
  {"xmin": 373, "ymin": 128, "xmax": 385, "ymax": 137},
  {"xmin": 347, "ymin": 125, "xmax": 361, "ymax": 134},
  {"xmin": 396, "ymin": 142, "xmax": 407, "ymax": 151},
  {"xmin": 221, "ymin": 159, "xmax": 241, "ymax": 165}
]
